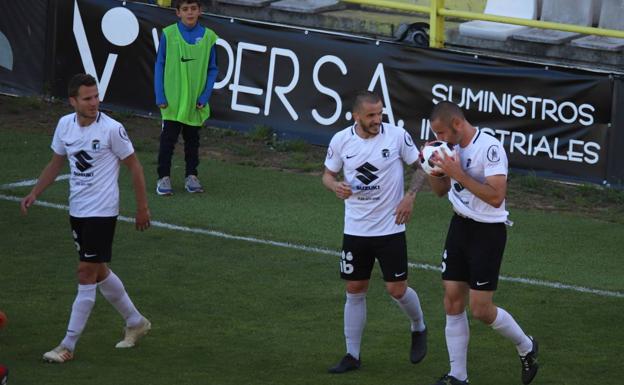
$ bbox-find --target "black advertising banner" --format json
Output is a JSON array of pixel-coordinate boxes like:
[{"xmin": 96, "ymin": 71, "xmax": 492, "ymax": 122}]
[
  {"xmin": 608, "ymin": 77, "xmax": 624, "ymax": 184},
  {"xmin": 0, "ymin": 0, "xmax": 48, "ymax": 94},
  {"xmin": 47, "ymin": 0, "xmax": 614, "ymax": 183}
]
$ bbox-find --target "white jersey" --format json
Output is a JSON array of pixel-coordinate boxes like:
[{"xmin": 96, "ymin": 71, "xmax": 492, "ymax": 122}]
[
  {"xmin": 448, "ymin": 129, "xmax": 509, "ymax": 223},
  {"xmin": 325, "ymin": 123, "xmax": 419, "ymax": 236},
  {"xmin": 51, "ymin": 112, "xmax": 134, "ymax": 217}
]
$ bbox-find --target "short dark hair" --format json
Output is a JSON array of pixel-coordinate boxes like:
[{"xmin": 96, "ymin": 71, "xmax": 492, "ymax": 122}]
[
  {"xmin": 352, "ymin": 90, "xmax": 382, "ymax": 113},
  {"xmin": 175, "ymin": 0, "xmax": 202, "ymax": 9},
  {"xmin": 67, "ymin": 73, "xmax": 97, "ymax": 98},
  {"xmin": 430, "ymin": 101, "xmax": 465, "ymax": 125}
]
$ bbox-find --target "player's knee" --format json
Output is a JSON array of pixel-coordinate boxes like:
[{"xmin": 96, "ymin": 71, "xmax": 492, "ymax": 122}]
[
  {"xmin": 470, "ymin": 303, "xmax": 495, "ymax": 323},
  {"xmin": 346, "ymin": 280, "xmax": 369, "ymax": 294},
  {"xmin": 385, "ymin": 282, "xmax": 407, "ymax": 299},
  {"xmin": 76, "ymin": 265, "xmax": 98, "ymax": 284},
  {"xmin": 470, "ymin": 306, "xmax": 486, "ymax": 321},
  {"xmin": 443, "ymin": 295, "xmax": 465, "ymax": 314}
]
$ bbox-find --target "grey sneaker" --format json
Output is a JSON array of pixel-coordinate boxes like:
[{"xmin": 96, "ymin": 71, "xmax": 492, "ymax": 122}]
[
  {"xmin": 156, "ymin": 176, "xmax": 173, "ymax": 196},
  {"xmin": 185, "ymin": 175, "xmax": 204, "ymax": 193}
]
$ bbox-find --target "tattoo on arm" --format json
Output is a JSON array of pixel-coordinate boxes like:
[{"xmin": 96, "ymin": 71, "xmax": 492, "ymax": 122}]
[{"xmin": 407, "ymin": 165, "xmax": 427, "ymax": 195}]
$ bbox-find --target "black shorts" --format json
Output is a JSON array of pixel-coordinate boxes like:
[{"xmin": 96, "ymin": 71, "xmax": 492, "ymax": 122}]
[
  {"xmin": 441, "ymin": 214, "xmax": 506, "ymax": 291},
  {"xmin": 69, "ymin": 216, "xmax": 117, "ymax": 263},
  {"xmin": 341, "ymin": 232, "xmax": 408, "ymax": 282}
]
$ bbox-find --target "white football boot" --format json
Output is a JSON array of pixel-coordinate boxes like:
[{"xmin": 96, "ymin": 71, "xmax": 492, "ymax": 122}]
[
  {"xmin": 115, "ymin": 317, "xmax": 151, "ymax": 348},
  {"xmin": 43, "ymin": 345, "xmax": 74, "ymax": 363}
]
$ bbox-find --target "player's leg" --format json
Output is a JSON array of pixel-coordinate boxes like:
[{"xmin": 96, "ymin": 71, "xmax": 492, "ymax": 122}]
[
  {"xmin": 439, "ymin": 281, "xmax": 470, "ymax": 384},
  {"xmin": 98, "ymin": 269, "xmax": 150, "ymax": 348},
  {"xmin": 181, "ymin": 124, "xmax": 203, "ymax": 193},
  {"xmin": 467, "ymin": 221, "xmax": 538, "ymax": 384},
  {"xmin": 328, "ymin": 235, "xmax": 375, "ymax": 374},
  {"xmin": 344, "ymin": 280, "xmax": 368, "ymax": 359},
  {"xmin": 44, "ymin": 217, "xmax": 103, "ymax": 363},
  {"xmin": 156, "ymin": 120, "xmax": 182, "ymax": 195},
  {"xmin": 53, "ymin": 264, "xmax": 98, "ymax": 361},
  {"xmin": 85, "ymin": 216, "xmax": 150, "ymax": 348},
  {"xmin": 432, "ymin": 214, "xmax": 471, "ymax": 384},
  {"xmin": 377, "ymin": 232, "xmax": 427, "ymax": 363}
]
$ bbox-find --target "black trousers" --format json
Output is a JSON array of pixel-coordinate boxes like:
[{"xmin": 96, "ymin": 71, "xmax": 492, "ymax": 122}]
[{"xmin": 157, "ymin": 120, "xmax": 200, "ymax": 178}]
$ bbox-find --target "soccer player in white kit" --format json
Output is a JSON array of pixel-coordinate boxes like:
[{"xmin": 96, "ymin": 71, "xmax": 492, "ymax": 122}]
[
  {"xmin": 322, "ymin": 91, "xmax": 428, "ymax": 373},
  {"xmin": 21, "ymin": 74, "xmax": 152, "ymax": 363},
  {"xmin": 426, "ymin": 101, "xmax": 538, "ymax": 385}
]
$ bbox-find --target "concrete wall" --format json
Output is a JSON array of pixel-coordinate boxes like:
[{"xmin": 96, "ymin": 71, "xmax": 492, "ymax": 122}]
[{"xmin": 392, "ymin": 0, "xmax": 486, "ymax": 12}]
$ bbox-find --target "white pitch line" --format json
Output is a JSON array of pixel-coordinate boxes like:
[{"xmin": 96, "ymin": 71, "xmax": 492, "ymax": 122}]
[
  {"xmin": 0, "ymin": 174, "xmax": 70, "ymax": 189},
  {"xmin": 1, "ymin": 193, "xmax": 623, "ymax": 299}
]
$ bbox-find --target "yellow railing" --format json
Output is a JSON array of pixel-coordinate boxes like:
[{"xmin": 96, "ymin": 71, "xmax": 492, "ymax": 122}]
[{"xmin": 343, "ymin": 0, "xmax": 624, "ymax": 48}]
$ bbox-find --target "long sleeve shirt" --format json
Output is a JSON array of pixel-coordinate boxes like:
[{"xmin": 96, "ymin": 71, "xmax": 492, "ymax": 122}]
[{"xmin": 154, "ymin": 21, "xmax": 218, "ymax": 106}]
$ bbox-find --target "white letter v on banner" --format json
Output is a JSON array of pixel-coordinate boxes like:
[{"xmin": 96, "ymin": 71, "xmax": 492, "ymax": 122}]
[{"xmin": 73, "ymin": 0, "xmax": 117, "ymax": 101}]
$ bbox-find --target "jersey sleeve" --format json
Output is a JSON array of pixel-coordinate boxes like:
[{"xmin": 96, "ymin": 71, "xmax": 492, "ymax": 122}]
[
  {"xmin": 110, "ymin": 124, "xmax": 135, "ymax": 160},
  {"xmin": 50, "ymin": 119, "xmax": 67, "ymax": 156},
  {"xmin": 483, "ymin": 141, "xmax": 508, "ymax": 177},
  {"xmin": 399, "ymin": 129, "xmax": 419, "ymax": 165},
  {"xmin": 324, "ymin": 134, "xmax": 343, "ymax": 173}
]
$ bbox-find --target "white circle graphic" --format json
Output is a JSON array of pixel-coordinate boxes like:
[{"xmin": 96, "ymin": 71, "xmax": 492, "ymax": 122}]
[{"xmin": 101, "ymin": 7, "xmax": 139, "ymax": 47}]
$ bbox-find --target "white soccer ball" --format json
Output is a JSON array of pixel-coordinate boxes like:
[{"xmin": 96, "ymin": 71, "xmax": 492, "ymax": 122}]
[{"xmin": 419, "ymin": 141, "xmax": 455, "ymax": 176}]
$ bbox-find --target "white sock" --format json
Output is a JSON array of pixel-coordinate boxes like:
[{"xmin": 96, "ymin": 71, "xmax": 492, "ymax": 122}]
[
  {"xmin": 393, "ymin": 287, "xmax": 426, "ymax": 332},
  {"xmin": 61, "ymin": 284, "xmax": 97, "ymax": 351},
  {"xmin": 446, "ymin": 311, "xmax": 469, "ymax": 381},
  {"xmin": 344, "ymin": 292, "xmax": 366, "ymax": 360},
  {"xmin": 98, "ymin": 271, "xmax": 143, "ymax": 327},
  {"xmin": 490, "ymin": 307, "xmax": 533, "ymax": 355}
]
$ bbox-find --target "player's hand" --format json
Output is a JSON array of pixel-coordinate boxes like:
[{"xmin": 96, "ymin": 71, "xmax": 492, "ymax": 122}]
[
  {"xmin": 158, "ymin": 103, "xmax": 168, "ymax": 109},
  {"xmin": 135, "ymin": 207, "xmax": 151, "ymax": 231},
  {"xmin": 432, "ymin": 151, "xmax": 462, "ymax": 180},
  {"xmin": 196, "ymin": 103, "xmax": 205, "ymax": 109},
  {"xmin": 334, "ymin": 181, "xmax": 352, "ymax": 200},
  {"xmin": 20, "ymin": 194, "xmax": 37, "ymax": 215},
  {"xmin": 394, "ymin": 193, "xmax": 415, "ymax": 224}
]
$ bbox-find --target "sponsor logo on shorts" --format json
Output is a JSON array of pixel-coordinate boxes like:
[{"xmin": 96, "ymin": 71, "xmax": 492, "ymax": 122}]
[
  {"xmin": 476, "ymin": 281, "xmax": 489, "ymax": 286},
  {"xmin": 84, "ymin": 253, "xmax": 97, "ymax": 258}
]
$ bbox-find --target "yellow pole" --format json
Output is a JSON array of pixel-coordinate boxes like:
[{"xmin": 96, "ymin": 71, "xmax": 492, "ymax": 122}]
[
  {"xmin": 430, "ymin": 0, "xmax": 446, "ymax": 48},
  {"xmin": 157, "ymin": 0, "xmax": 172, "ymax": 7}
]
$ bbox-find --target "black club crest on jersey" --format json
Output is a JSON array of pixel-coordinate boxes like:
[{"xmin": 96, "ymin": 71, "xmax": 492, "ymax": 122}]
[
  {"xmin": 355, "ymin": 162, "xmax": 379, "ymax": 185},
  {"xmin": 74, "ymin": 150, "xmax": 93, "ymax": 172},
  {"xmin": 487, "ymin": 145, "xmax": 500, "ymax": 162}
]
